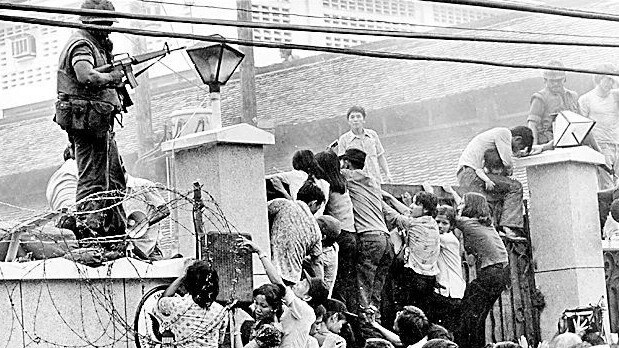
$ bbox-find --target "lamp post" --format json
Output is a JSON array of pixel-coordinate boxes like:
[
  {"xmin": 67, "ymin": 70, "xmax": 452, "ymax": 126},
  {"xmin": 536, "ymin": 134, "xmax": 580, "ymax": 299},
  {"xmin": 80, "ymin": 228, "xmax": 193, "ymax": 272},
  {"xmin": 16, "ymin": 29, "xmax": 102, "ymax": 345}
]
[{"xmin": 186, "ymin": 37, "xmax": 245, "ymax": 129}]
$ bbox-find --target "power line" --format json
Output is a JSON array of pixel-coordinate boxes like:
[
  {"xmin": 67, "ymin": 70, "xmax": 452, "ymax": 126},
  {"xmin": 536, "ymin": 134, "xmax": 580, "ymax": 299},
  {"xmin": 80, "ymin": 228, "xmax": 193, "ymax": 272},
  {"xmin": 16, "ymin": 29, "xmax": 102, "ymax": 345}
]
[
  {"xmin": 2, "ymin": 12, "xmax": 619, "ymax": 78},
  {"xmin": 5, "ymin": 3, "xmax": 619, "ymax": 53},
  {"xmin": 417, "ymin": 0, "xmax": 619, "ymax": 23},
  {"xmin": 137, "ymin": 0, "xmax": 619, "ymax": 41}
]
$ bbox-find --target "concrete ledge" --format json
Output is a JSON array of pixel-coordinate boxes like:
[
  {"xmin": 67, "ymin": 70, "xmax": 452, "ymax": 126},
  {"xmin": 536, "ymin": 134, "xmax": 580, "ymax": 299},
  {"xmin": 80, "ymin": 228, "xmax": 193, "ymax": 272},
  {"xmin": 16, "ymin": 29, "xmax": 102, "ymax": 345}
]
[
  {"xmin": 517, "ymin": 146, "xmax": 605, "ymax": 168},
  {"xmin": 602, "ymin": 239, "xmax": 619, "ymax": 251},
  {"xmin": 162, "ymin": 123, "xmax": 275, "ymax": 152},
  {"xmin": 0, "ymin": 257, "xmax": 185, "ymax": 280}
]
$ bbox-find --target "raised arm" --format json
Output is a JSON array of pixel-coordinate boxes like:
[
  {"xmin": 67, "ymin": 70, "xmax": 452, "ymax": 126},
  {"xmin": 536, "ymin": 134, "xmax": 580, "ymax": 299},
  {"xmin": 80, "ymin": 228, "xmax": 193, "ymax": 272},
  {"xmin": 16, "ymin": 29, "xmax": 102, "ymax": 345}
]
[
  {"xmin": 239, "ymin": 238, "xmax": 284, "ymax": 286},
  {"xmin": 382, "ymin": 190, "xmax": 410, "ymax": 215}
]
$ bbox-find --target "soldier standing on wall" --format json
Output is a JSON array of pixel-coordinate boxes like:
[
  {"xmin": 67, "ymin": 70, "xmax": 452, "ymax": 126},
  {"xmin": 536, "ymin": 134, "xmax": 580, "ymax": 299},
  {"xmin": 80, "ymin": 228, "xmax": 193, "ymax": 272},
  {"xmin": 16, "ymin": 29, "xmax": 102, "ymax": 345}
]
[{"xmin": 54, "ymin": 0, "xmax": 128, "ymax": 241}]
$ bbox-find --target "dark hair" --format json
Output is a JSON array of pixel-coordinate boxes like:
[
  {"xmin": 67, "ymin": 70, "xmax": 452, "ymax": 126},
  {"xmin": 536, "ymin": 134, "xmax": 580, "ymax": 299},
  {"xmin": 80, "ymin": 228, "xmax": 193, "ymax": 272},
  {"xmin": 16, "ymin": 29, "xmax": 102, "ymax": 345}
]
[
  {"xmin": 297, "ymin": 179, "xmax": 326, "ymax": 206},
  {"xmin": 183, "ymin": 260, "xmax": 219, "ymax": 309},
  {"xmin": 325, "ymin": 311, "xmax": 347, "ymax": 323},
  {"xmin": 483, "ymin": 148, "xmax": 505, "ymax": 173},
  {"xmin": 414, "ymin": 191, "xmax": 439, "ymax": 218},
  {"xmin": 364, "ymin": 338, "xmax": 394, "ymax": 348},
  {"xmin": 253, "ymin": 283, "xmax": 285, "ymax": 319},
  {"xmin": 511, "ymin": 126, "xmax": 534, "ymax": 153},
  {"xmin": 582, "ymin": 332, "xmax": 604, "ymax": 346},
  {"xmin": 292, "ymin": 150, "xmax": 325, "ymax": 179},
  {"xmin": 422, "ymin": 339, "xmax": 458, "ymax": 348},
  {"xmin": 461, "ymin": 192, "xmax": 493, "ymax": 226},
  {"xmin": 346, "ymin": 105, "xmax": 366, "ymax": 119},
  {"xmin": 314, "ymin": 304, "xmax": 327, "ymax": 321},
  {"xmin": 436, "ymin": 205, "xmax": 456, "ymax": 231},
  {"xmin": 396, "ymin": 306, "xmax": 430, "ymax": 347},
  {"xmin": 315, "ymin": 150, "xmax": 347, "ymax": 194},
  {"xmin": 63, "ymin": 144, "xmax": 75, "ymax": 161},
  {"xmin": 427, "ymin": 324, "xmax": 453, "ymax": 341}
]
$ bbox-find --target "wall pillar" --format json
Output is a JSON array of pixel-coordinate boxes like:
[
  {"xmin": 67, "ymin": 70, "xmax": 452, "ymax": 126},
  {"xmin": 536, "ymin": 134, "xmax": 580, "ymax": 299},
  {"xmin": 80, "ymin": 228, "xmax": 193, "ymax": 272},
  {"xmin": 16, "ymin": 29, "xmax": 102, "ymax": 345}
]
[
  {"xmin": 518, "ymin": 147, "xmax": 610, "ymax": 339},
  {"xmin": 162, "ymin": 123, "xmax": 274, "ymax": 284}
]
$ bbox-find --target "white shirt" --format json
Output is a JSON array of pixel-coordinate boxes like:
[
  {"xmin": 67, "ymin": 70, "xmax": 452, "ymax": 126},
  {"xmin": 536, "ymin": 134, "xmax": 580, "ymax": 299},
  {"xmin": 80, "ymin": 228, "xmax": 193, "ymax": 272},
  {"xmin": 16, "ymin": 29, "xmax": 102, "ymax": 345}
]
[
  {"xmin": 280, "ymin": 287, "xmax": 316, "ymax": 348},
  {"xmin": 337, "ymin": 128, "xmax": 386, "ymax": 183},
  {"xmin": 578, "ymin": 89, "xmax": 619, "ymax": 144},
  {"xmin": 457, "ymin": 127, "xmax": 513, "ymax": 172},
  {"xmin": 46, "ymin": 159, "xmax": 78, "ymax": 211},
  {"xmin": 436, "ymin": 232, "xmax": 466, "ymax": 299}
]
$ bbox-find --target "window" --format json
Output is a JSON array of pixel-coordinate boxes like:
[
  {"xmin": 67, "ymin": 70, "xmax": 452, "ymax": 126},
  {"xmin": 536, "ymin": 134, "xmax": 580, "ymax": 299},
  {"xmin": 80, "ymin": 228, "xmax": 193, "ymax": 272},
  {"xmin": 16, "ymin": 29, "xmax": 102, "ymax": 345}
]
[{"xmin": 11, "ymin": 34, "xmax": 36, "ymax": 59}]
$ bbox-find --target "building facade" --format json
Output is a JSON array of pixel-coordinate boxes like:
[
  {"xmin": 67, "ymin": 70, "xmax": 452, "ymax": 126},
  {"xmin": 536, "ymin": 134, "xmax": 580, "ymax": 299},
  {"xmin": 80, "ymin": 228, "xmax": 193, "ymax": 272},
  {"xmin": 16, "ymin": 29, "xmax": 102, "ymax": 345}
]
[{"xmin": 0, "ymin": 0, "xmax": 496, "ymax": 121}]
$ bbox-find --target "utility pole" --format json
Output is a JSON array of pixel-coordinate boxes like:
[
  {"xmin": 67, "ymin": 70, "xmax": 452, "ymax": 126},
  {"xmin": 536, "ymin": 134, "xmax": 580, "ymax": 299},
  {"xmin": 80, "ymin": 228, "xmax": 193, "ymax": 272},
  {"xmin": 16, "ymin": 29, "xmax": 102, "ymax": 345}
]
[
  {"xmin": 236, "ymin": 0, "xmax": 258, "ymax": 127},
  {"xmin": 130, "ymin": 1, "xmax": 155, "ymax": 177}
]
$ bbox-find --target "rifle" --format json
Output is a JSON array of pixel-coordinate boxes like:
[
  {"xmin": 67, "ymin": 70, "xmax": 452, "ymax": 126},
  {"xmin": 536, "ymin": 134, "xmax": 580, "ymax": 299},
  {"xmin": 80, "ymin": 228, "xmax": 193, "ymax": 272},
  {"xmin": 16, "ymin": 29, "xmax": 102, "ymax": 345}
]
[{"xmin": 95, "ymin": 42, "xmax": 185, "ymax": 112}]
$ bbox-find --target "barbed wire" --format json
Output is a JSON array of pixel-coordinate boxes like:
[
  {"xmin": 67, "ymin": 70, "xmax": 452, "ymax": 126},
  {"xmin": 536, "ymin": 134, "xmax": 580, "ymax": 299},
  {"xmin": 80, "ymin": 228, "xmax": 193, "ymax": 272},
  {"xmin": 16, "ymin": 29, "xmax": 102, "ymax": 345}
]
[{"xmin": 0, "ymin": 182, "xmax": 251, "ymax": 347}]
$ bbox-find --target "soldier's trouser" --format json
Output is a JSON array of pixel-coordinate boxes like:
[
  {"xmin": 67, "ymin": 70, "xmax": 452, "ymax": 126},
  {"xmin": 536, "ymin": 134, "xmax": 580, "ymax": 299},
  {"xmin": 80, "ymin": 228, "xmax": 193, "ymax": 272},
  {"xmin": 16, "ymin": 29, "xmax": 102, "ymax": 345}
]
[{"xmin": 72, "ymin": 130, "xmax": 126, "ymax": 237}]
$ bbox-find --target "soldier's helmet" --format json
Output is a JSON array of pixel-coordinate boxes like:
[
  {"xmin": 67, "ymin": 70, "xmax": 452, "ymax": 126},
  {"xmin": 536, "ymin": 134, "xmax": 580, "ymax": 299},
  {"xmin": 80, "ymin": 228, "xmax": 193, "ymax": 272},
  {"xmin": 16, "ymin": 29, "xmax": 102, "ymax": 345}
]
[
  {"xmin": 542, "ymin": 60, "xmax": 567, "ymax": 80},
  {"xmin": 79, "ymin": 0, "xmax": 118, "ymax": 24}
]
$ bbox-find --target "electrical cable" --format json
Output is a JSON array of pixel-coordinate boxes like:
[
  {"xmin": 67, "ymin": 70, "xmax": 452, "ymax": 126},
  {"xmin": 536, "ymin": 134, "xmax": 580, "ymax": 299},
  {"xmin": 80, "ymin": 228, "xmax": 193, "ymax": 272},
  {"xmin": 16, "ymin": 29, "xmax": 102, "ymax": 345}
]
[
  {"xmin": 2, "ymin": 13, "xmax": 619, "ymax": 78},
  {"xmin": 416, "ymin": 0, "xmax": 619, "ymax": 23},
  {"xmin": 4, "ymin": 3, "xmax": 619, "ymax": 49},
  {"xmin": 136, "ymin": 0, "xmax": 619, "ymax": 41}
]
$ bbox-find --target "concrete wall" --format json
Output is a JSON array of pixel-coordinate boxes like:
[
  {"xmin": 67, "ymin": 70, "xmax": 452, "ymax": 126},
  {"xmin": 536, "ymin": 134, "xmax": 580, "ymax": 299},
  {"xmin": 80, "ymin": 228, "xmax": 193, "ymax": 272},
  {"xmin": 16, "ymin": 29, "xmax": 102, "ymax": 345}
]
[{"xmin": 0, "ymin": 258, "xmax": 184, "ymax": 347}]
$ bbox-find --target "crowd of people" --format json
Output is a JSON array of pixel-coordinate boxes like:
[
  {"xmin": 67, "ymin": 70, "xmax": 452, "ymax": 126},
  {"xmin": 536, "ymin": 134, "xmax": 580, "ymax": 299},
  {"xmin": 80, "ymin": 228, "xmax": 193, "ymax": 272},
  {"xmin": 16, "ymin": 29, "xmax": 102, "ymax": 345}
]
[
  {"xmin": 175, "ymin": 104, "xmax": 541, "ymax": 348},
  {"xmin": 41, "ymin": 1, "xmax": 619, "ymax": 346}
]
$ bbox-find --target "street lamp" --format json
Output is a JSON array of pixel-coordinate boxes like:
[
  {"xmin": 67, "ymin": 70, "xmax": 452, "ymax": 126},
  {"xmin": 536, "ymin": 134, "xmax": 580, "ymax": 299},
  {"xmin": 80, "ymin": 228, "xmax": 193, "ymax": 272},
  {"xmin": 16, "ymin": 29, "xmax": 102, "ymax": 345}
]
[{"xmin": 186, "ymin": 37, "xmax": 245, "ymax": 129}]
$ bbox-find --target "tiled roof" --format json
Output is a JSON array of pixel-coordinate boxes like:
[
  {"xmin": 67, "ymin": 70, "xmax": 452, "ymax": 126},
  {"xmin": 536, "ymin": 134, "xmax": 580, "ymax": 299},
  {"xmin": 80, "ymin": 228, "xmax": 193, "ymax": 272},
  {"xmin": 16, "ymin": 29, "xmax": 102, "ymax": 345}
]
[
  {"xmin": 3, "ymin": 0, "xmax": 619, "ymax": 180},
  {"xmin": 264, "ymin": 120, "xmax": 530, "ymax": 197}
]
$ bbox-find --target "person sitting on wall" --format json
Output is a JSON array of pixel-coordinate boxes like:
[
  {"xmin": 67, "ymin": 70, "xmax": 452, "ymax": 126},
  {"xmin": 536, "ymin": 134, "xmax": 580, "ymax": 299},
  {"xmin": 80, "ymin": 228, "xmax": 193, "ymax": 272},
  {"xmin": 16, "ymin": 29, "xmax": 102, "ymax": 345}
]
[{"xmin": 456, "ymin": 126, "xmax": 538, "ymax": 240}]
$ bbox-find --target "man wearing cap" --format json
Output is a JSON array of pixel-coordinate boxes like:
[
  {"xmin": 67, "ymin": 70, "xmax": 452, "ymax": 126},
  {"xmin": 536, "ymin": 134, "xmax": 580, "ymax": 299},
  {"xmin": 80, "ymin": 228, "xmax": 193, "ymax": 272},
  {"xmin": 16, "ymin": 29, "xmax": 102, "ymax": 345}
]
[
  {"xmin": 55, "ymin": 0, "xmax": 127, "ymax": 238},
  {"xmin": 527, "ymin": 60, "xmax": 600, "ymax": 153},
  {"xmin": 336, "ymin": 106, "xmax": 393, "ymax": 184},
  {"xmin": 578, "ymin": 63, "xmax": 619, "ymax": 190},
  {"xmin": 340, "ymin": 148, "xmax": 394, "ymax": 319},
  {"xmin": 527, "ymin": 60, "xmax": 579, "ymax": 146}
]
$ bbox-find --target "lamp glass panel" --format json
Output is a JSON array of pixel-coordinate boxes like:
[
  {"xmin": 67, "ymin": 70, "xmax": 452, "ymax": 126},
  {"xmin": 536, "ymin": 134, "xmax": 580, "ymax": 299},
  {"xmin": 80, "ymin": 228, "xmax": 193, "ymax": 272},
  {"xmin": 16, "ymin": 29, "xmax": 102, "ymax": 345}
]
[
  {"xmin": 186, "ymin": 45, "xmax": 223, "ymax": 84},
  {"xmin": 553, "ymin": 110, "xmax": 595, "ymax": 147},
  {"xmin": 217, "ymin": 45, "xmax": 245, "ymax": 84}
]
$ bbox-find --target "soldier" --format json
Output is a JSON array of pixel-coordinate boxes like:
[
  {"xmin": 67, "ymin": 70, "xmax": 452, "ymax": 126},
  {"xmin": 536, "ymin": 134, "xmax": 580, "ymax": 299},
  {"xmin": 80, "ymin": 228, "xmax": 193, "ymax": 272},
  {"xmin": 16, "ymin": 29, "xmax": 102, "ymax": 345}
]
[
  {"xmin": 527, "ymin": 60, "xmax": 599, "ymax": 152},
  {"xmin": 54, "ymin": 0, "xmax": 127, "ymax": 238}
]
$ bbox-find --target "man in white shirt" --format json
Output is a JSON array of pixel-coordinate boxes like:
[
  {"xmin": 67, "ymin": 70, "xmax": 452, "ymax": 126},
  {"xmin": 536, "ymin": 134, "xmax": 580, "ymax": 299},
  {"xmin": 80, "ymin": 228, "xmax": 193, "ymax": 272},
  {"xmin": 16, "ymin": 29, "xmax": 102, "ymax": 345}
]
[
  {"xmin": 336, "ymin": 106, "xmax": 392, "ymax": 184},
  {"xmin": 456, "ymin": 126, "xmax": 533, "ymax": 240},
  {"xmin": 578, "ymin": 63, "xmax": 619, "ymax": 190}
]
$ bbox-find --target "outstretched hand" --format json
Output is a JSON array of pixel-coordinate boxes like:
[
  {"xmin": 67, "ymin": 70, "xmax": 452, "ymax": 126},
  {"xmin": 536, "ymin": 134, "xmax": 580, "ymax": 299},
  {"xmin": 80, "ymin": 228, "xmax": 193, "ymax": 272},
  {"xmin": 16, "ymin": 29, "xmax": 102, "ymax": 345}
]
[
  {"xmin": 484, "ymin": 180, "xmax": 496, "ymax": 191},
  {"xmin": 574, "ymin": 315, "xmax": 589, "ymax": 337},
  {"xmin": 237, "ymin": 237, "xmax": 262, "ymax": 255}
]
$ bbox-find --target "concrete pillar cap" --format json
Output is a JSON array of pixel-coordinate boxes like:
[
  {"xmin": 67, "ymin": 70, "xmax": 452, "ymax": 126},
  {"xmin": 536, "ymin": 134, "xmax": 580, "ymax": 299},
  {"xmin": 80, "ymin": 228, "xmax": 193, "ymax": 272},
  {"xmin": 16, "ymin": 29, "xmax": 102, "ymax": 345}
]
[{"xmin": 516, "ymin": 146, "xmax": 605, "ymax": 168}]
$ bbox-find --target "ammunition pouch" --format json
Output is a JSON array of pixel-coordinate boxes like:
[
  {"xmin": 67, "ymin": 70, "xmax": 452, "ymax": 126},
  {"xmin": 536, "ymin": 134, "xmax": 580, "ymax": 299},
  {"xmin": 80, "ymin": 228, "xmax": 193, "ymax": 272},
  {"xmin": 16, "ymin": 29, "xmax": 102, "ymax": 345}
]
[{"xmin": 54, "ymin": 98, "xmax": 116, "ymax": 133}]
